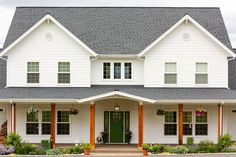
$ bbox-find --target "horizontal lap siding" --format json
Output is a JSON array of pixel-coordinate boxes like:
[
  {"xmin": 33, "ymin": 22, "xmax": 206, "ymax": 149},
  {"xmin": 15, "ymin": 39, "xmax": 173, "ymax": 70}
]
[
  {"xmin": 144, "ymin": 22, "xmax": 228, "ymax": 88},
  {"xmin": 225, "ymin": 105, "xmax": 236, "ymax": 140},
  {"xmin": 7, "ymin": 21, "xmax": 91, "ymax": 87}
]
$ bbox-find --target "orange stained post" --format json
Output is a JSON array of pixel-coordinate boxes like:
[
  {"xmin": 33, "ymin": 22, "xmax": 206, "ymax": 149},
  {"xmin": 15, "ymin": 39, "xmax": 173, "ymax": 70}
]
[
  {"xmin": 218, "ymin": 104, "xmax": 223, "ymax": 140},
  {"xmin": 13, "ymin": 103, "xmax": 16, "ymax": 133},
  {"xmin": 178, "ymin": 104, "xmax": 183, "ymax": 145},
  {"xmin": 50, "ymin": 103, "xmax": 56, "ymax": 148},
  {"xmin": 90, "ymin": 102, "xmax": 95, "ymax": 148},
  {"xmin": 138, "ymin": 102, "xmax": 144, "ymax": 148}
]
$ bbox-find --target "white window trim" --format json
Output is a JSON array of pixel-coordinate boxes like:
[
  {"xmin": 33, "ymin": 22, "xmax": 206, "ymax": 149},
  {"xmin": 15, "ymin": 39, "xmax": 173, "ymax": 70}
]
[
  {"xmin": 164, "ymin": 62, "xmax": 178, "ymax": 85},
  {"xmin": 57, "ymin": 62, "xmax": 71, "ymax": 85},
  {"xmin": 25, "ymin": 110, "xmax": 40, "ymax": 136},
  {"xmin": 195, "ymin": 62, "xmax": 208, "ymax": 85},
  {"xmin": 26, "ymin": 62, "xmax": 40, "ymax": 86},
  {"xmin": 163, "ymin": 110, "xmax": 178, "ymax": 137},
  {"xmin": 124, "ymin": 62, "xmax": 132, "ymax": 80},
  {"xmin": 56, "ymin": 109, "xmax": 71, "ymax": 136},
  {"xmin": 114, "ymin": 62, "xmax": 122, "ymax": 79}
]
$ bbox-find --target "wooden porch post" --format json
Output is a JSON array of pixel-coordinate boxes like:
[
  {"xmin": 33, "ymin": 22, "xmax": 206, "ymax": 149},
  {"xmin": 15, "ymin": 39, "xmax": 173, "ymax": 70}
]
[
  {"xmin": 178, "ymin": 104, "xmax": 183, "ymax": 145},
  {"xmin": 218, "ymin": 104, "xmax": 223, "ymax": 140},
  {"xmin": 90, "ymin": 102, "xmax": 95, "ymax": 148},
  {"xmin": 50, "ymin": 103, "xmax": 56, "ymax": 148},
  {"xmin": 12, "ymin": 103, "xmax": 16, "ymax": 133},
  {"xmin": 138, "ymin": 102, "xmax": 144, "ymax": 148}
]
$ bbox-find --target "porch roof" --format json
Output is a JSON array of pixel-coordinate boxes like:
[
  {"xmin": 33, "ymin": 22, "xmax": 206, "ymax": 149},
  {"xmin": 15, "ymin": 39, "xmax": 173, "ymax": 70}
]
[{"xmin": 0, "ymin": 85, "xmax": 236, "ymax": 103}]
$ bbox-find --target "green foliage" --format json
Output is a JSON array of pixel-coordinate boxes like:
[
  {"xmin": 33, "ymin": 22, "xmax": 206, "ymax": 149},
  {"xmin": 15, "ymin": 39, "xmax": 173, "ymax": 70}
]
[
  {"xmin": 187, "ymin": 145, "xmax": 200, "ymax": 153},
  {"xmin": 46, "ymin": 149, "xmax": 61, "ymax": 155},
  {"xmin": 198, "ymin": 140, "xmax": 214, "ymax": 152},
  {"xmin": 82, "ymin": 143, "xmax": 91, "ymax": 150},
  {"xmin": 5, "ymin": 133, "xmax": 22, "ymax": 148},
  {"xmin": 141, "ymin": 144, "xmax": 149, "ymax": 150},
  {"xmin": 149, "ymin": 144, "xmax": 165, "ymax": 154},
  {"xmin": 170, "ymin": 145, "xmax": 189, "ymax": 154},
  {"xmin": 34, "ymin": 146, "xmax": 47, "ymax": 155},
  {"xmin": 67, "ymin": 146, "xmax": 84, "ymax": 154},
  {"xmin": 15, "ymin": 143, "xmax": 36, "ymax": 155},
  {"xmin": 187, "ymin": 137, "xmax": 194, "ymax": 145},
  {"xmin": 41, "ymin": 139, "xmax": 50, "ymax": 149},
  {"xmin": 218, "ymin": 134, "xmax": 233, "ymax": 152}
]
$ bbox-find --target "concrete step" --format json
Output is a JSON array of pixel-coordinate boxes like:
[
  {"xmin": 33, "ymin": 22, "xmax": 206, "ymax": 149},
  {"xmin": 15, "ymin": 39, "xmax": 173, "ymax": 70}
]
[{"xmin": 91, "ymin": 144, "xmax": 142, "ymax": 154}]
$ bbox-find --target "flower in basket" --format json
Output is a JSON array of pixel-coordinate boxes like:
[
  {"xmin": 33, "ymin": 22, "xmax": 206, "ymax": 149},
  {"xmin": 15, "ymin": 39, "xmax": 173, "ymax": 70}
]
[
  {"xmin": 156, "ymin": 109, "xmax": 165, "ymax": 116},
  {"xmin": 196, "ymin": 107, "xmax": 207, "ymax": 117},
  {"xmin": 27, "ymin": 105, "xmax": 39, "ymax": 114},
  {"xmin": 70, "ymin": 108, "xmax": 79, "ymax": 115}
]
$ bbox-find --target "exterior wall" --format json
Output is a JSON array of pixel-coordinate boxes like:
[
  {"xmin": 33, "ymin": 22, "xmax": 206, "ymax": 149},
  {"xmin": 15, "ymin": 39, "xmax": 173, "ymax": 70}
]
[
  {"xmin": 15, "ymin": 103, "xmax": 90, "ymax": 143},
  {"xmin": 6, "ymin": 21, "xmax": 91, "ymax": 87},
  {"xmin": 91, "ymin": 58, "xmax": 144, "ymax": 85},
  {"xmin": 144, "ymin": 104, "xmax": 219, "ymax": 144},
  {"xmin": 225, "ymin": 105, "xmax": 236, "ymax": 140},
  {"xmin": 0, "ymin": 103, "xmax": 11, "ymax": 135},
  {"xmin": 95, "ymin": 99, "xmax": 138, "ymax": 143},
  {"xmin": 144, "ymin": 21, "xmax": 229, "ymax": 88}
]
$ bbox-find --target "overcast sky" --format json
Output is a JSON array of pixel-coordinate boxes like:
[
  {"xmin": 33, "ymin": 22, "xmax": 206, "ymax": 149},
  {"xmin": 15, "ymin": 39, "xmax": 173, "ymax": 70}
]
[{"xmin": 0, "ymin": 0, "xmax": 236, "ymax": 48}]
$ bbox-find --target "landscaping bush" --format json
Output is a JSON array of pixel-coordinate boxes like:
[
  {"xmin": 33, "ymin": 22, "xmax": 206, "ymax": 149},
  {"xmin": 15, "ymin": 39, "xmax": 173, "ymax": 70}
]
[
  {"xmin": 34, "ymin": 145, "xmax": 47, "ymax": 155},
  {"xmin": 46, "ymin": 148, "xmax": 61, "ymax": 155},
  {"xmin": 15, "ymin": 143, "xmax": 36, "ymax": 155},
  {"xmin": 141, "ymin": 143, "xmax": 149, "ymax": 150},
  {"xmin": 5, "ymin": 133, "xmax": 22, "ymax": 148},
  {"xmin": 67, "ymin": 146, "xmax": 84, "ymax": 154},
  {"xmin": 218, "ymin": 134, "xmax": 233, "ymax": 152},
  {"xmin": 41, "ymin": 139, "xmax": 50, "ymax": 149},
  {"xmin": 187, "ymin": 137, "xmax": 194, "ymax": 145},
  {"xmin": 150, "ymin": 144, "xmax": 165, "ymax": 154},
  {"xmin": 0, "ymin": 145, "xmax": 14, "ymax": 155},
  {"xmin": 198, "ymin": 140, "xmax": 215, "ymax": 153},
  {"xmin": 187, "ymin": 144, "xmax": 200, "ymax": 153},
  {"xmin": 170, "ymin": 145, "xmax": 189, "ymax": 154}
]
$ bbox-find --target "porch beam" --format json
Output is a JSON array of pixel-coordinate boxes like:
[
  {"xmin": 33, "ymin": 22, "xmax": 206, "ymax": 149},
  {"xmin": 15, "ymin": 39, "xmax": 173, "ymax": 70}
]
[
  {"xmin": 178, "ymin": 104, "xmax": 183, "ymax": 145},
  {"xmin": 90, "ymin": 102, "xmax": 95, "ymax": 148},
  {"xmin": 138, "ymin": 102, "xmax": 144, "ymax": 148},
  {"xmin": 50, "ymin": 103, "xmax": 56, "ymax": 148}
]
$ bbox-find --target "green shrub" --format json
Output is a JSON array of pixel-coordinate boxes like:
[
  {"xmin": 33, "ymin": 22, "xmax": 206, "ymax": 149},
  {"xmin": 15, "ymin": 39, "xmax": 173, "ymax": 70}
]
[
  {"xmin": 82, "ymin": 143, "xmax": 91, "ymax": 150},
  {"xmin": 141, "ymin": 144, "xmax": 149, "ymax": 150},
  {"xmin": 5, "ymin": 133, "xmax": 22, "ymax": 148},
  {"xmin": 34, "ymin": 146, "xmax": 47, "ymax": 155},
  {"xmin": 41, "ymin": 139, "xmax": 50, "ymax": 149},
  {"xmin": 187, "ymin": 137, "xmax": 194, "ymax": 145},
  {"xmin": 68, "ymin": 146, "xmax": 84, "ymax": 154},
  {"xmin": 187, "ymin": 144, "xmax": 200, "ymax": 153},
  {"xmin": 15, "ymin": 143, "xmax": 36, "ymax": 155},
  {"xmin": 206, "ymin": 145, "xmax": 218, "ymax": 153},
  {"xmin": 46, "ymin": 149, "xmax": 61, "ymax": 155},
  {"xmin": 218, "ymin": 134, "xmax": 233, "ymax": 152},
  {"xmin": 198, "ymin": 140, "xmax": 214, "ymax": 153},
  {"xmin": 170, "ymin": 145, "xmax": 189, "ymax": 154},
  {"xmin": 150, "ymin": 145, "xmax": 165, "ymax": 154}
]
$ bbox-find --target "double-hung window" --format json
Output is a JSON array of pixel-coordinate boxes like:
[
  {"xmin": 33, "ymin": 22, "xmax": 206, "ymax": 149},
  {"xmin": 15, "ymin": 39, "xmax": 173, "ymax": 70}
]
[
  {"xmin": 26, "ymin": 112, "xmax": 39, "ymax": 135},
  {"xmin": 27, "ymin": 62, "xmax": 39, "ymax": 84},
  {"xmin": 164, "ymin": 111, "xmax": 177, "ymax": 135},
  {"xmin": 195, "ymin": 112, "xmax": 208, "ymax": 135},
  {"xmin": 195, "ymin": 63, "xmax": 208, "ymax": 84},
  {"xmin": 41, "ymin": 111, "xmax": 51, "ymax": 135},
  {"xmin": 114, "ymin": 63, "xmax": 121, "ymax": 79},
  {"xmin": 58, "ymin": 62, "xmax": 70, "ymax": 84},
  {"xmin": 103, "ymin": 63, "xmax": 111, "ymax": 79},
  {"xmin": 57, "ymin": 111, "xmax": 70, "ymax": 135},
  {"xmin": 165, "ymin": 62, "xmax": 177, "ymax": 84},
  {"xmin": 124, "ymin": 63, "xmax": 132, "ymax": 79},
  {"xmin": 183, "ymin": 112, "xmax": 193, "ymax": 135}
]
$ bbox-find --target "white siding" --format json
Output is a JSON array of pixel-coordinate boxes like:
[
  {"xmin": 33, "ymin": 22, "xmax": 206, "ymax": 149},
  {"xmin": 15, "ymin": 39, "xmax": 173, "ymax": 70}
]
[
  {"xmin": 91, "ymin": 59, "xmax": 144, "ymax": 85},
  {"xmin": 144, "ymin": 21, "xmax": 228, "ymax": 88},
  {"xmin": 225, "ymin": 105, "xmax": 236, "ymax": 140},
  {"xmin": 7, "ymin": 21, "xmax": 91, "ymax": 87},
  {"xmin": 144, "ymin": 104, "xmax": 219, "ymax": 144}
]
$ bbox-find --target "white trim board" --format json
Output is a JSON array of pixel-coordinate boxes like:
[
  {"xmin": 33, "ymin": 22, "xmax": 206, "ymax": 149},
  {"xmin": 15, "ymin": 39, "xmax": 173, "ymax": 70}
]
[
  {"xmin": 0, "ymin": 14, "xmax": 98, "ymax": 57},
  {"xmin": 138, "ymin": 14, "xmax": 236, "ymax": 58}
]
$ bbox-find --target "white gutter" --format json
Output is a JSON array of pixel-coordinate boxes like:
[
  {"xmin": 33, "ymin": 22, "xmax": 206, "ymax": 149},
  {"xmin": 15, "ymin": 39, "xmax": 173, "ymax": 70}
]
[{"xmin": 0, "ymin": 99, "xmax": 79, "ymax": 103}]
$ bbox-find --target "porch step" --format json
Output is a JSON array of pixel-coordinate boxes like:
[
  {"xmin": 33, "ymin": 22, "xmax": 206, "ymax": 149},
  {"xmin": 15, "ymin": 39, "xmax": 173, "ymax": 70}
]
[{"xmin": 91, "ymin": 144, "xmax": 142, "ymax": 154}]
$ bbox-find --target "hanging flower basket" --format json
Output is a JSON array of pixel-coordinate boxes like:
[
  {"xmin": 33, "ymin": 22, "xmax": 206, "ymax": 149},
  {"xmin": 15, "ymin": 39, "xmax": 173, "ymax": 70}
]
[
  {"xmin": 27, "ymin": 105, "xmax": 39, "ymax": 115},
  {"xmin": 156, "ymin": 109, "xmax": 165, "ymax": 116},
  {"xmin": 196, "ymin": 106, "xmax": 207, "ymax": 117},
  {"xmin": 69, "ymin": 108, "xmax": 79, "ymax": 115}
]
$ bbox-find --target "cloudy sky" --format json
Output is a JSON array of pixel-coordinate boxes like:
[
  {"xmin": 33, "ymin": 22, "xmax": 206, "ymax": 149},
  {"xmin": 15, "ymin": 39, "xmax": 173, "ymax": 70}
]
[{"xmin": 0, "ymin": 0, "xmax": 236, "ymax": 48}]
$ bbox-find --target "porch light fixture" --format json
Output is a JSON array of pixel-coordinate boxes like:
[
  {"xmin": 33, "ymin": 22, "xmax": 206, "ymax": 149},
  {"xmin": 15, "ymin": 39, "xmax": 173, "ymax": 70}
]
[{"xmin": 114, "ymin": 95, "xmax": 120, "ymax": 112}]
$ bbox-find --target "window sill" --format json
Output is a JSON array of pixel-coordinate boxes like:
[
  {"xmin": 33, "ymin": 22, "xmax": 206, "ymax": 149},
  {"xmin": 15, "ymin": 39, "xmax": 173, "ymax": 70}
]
[
  {"xmin": 102, "ymin": 79, "xmax": 133, "ymax": 82},
  {"xmin": 57, "ymin": 84, "xmax": 72, "ymax": 87},
  {"xmin": 25, "ymin": 84, "xmax": 41, "ymax": 87}
]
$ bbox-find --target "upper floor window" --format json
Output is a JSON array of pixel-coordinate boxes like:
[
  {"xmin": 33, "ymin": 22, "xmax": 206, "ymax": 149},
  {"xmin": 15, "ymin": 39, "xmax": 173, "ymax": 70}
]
[
  {"xmin": 164, "ymin": 62, "xmax": 177, "ymax": 84},
  {"xmin": 58, "ymin": 62, "xmax": 70, "ymax": 84},
  {"xmin": 103, "ymin": 63, "xmax": 111, "ymax": 79},
  {"xmin": 195, "ymin": 63, "xmax": 208, "ymax": 84},
  {"xmin": 114, "ymin": 63, "xmax": 121, "ymax": 79},
  {"xmin": 124, "ymin": 63, "xmax": 132, "ymax": 79},
  {"xmin": 27, "ymin": 62, "xmax": 39, "ymax": 84}
]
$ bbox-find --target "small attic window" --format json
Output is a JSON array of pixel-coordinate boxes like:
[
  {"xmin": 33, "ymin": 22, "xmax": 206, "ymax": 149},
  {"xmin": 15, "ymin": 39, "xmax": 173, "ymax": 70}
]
[
  {"xmin": 45, "ymin": 32, "xmax": 52, "ymax": 41},
  {"xmin": 183, "ymin": 33, "xmax": 190, "ymax": 41}
]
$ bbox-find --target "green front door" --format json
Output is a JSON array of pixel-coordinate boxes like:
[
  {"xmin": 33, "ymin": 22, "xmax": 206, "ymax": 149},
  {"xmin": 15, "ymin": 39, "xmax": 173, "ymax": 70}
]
[{"xmin": 110, "ymin": 111, "xmax": 123, "ymax": 143}]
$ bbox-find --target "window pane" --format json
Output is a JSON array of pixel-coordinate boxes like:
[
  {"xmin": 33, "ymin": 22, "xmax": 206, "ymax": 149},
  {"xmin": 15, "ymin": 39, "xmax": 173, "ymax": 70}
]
[
  {"xmin": 58, "ymin": 62, "xmax": 70, "ymax": 72},
  {"xmin": 27, "ymin": 112, "xmax": 38, "ymax": 122},
  {"xmin": 196, "ymin": 63, "xmax": 207, "ymax": 73},
  {"xmin": 27, "ymin": 62, "xmax": 39, "ymax": 72},
  {"xmin": 57, "ymin": 123, "xmax": 70, "ymax": 135},
  {"xmin": 196, "ymin": 74, "xmax": 208, "ymax": 84},
  {"xmin": 42, "ymin": 111, "xmax": 51, "ymax": 122},
  {"xmin": 27, "ymin": 73, "xmax": 39, "ymax": 83},
  {"xmin": 164, "ymin": 124, "xmax": 177, "ymax": 135},
  {"xmin": 165, "ymin": 112, "xmax": 177, "ymax": 123},
  {"xmin": 42, "ymin": 123, "xmax": 51, "ymax": 135},
  {"xmin": 183, "ymin": 112, "xmax": 192, "ymax": 123},
  {"xmin": 196, "ymin": 112, "xmax": 207, "ymax": 123},
  {"xmin": 57, "ymin": 111, "xmax": 69, "ymax": 122},
  {"xmin": 165, "ymin": 74, "xmax": 177, "ymax": 84},
  {"xmin": 195, "ymin": 124, "xmax": 208, "ymax": 135},
  {"xmin": 58, "ymin": 73, "xmax": 70, "ymax": 84},
  {"xmin": 26, "ymin": 123, "xmax": 39, "ymax": 135},
  {"xmin": 125, "ymin": 63, "xmax": 132, "ymax": 79},
  {"xmin": 183, "ymin": 124, "xmax": 192, "ymax": 135},
  {"xmin": 165, "ymin": 63, "xmax": 176, "ymax": 73},
  {"xmin": 103, "ymin": 63, "xmax": 110, "ymax": 79},
  {"xmin": 114, "ymin": 63, "xmax": 121, "ymax": 79}
]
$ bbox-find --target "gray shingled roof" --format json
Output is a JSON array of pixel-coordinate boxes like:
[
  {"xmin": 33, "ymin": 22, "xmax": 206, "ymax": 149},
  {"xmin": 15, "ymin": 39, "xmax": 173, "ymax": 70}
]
[{"xmin": 2, "ymin": 7, "xmax": 232, "ymax": 54}]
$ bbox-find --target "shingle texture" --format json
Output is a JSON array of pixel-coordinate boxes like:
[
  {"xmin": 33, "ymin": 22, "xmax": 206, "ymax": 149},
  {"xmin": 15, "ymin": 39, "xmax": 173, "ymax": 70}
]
[{"xmin": 2, "ymin": 7, "xmax": 232, "ymax": 54}]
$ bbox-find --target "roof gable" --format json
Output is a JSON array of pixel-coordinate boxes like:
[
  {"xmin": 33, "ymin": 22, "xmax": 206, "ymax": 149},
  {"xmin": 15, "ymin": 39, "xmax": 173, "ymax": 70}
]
[
  {"xmin": 138, "ymin": 15, "xmax": 235, "ymax": 57},
  {"xmin": 2, "ymin": 7, "xmax": 232, "ymax": 55}
]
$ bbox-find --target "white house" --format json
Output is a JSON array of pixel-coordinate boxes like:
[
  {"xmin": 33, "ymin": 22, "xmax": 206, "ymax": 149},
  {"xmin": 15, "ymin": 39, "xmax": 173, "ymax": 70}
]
[{"xmin": 0, "ymin": 7, "xmax": 236, "ymax": 148}]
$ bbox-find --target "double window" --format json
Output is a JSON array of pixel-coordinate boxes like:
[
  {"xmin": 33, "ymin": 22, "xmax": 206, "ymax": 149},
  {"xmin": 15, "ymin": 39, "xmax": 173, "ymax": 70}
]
[
  {"xmin": 164, "ymin": 62, "xmax": 177, "ymax": 84},
  {"xmin": 196, "ymin": 63, "xmax": 208, "ymax": 84},
  {"xmin": 58, "ymin": 62, "xmax": 70, "ymax": 84},
  {"xmin": 27, "ymin": 62, "xmax": 39, "ymax": 84},
  {"xmin": 57, "ymin": 111, "xmax": 70, "ymax": 135},
  {"xmin": 103, "ymin": 62, "xmax": 132, "ymax": 80}
]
